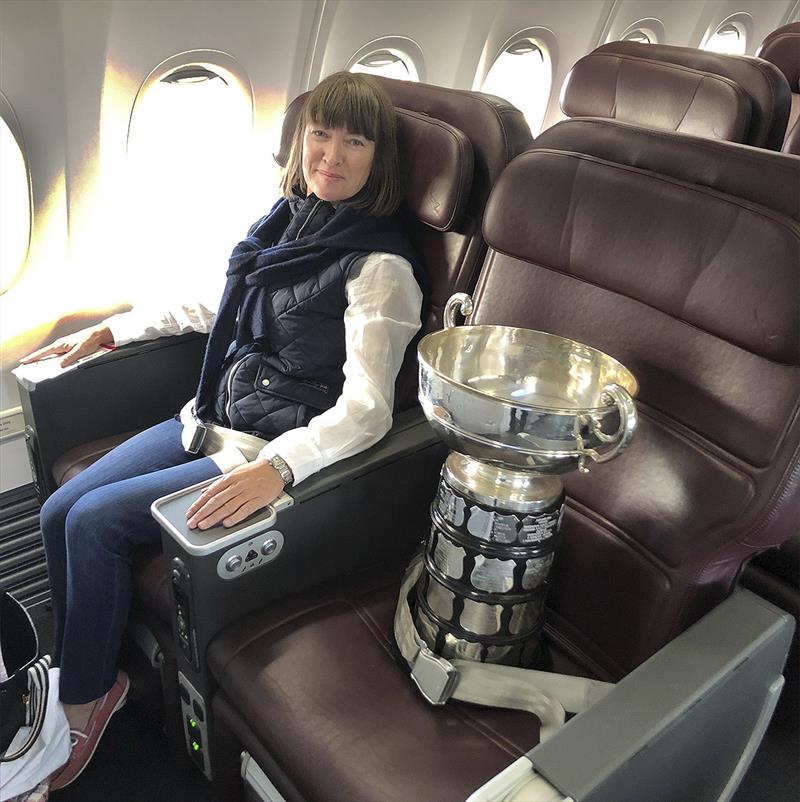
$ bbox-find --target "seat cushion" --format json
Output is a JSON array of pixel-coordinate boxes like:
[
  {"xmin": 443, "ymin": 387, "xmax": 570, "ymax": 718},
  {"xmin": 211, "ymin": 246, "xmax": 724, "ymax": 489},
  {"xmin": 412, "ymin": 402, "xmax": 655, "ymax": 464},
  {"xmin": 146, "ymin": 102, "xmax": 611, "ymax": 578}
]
[
  {"xmin": 208, "ymin": 564, "xmax": 557, "ymax": 802},
  {"xmin": 52, "ymin": 430, "xmax": 139, "ymax": 486}
]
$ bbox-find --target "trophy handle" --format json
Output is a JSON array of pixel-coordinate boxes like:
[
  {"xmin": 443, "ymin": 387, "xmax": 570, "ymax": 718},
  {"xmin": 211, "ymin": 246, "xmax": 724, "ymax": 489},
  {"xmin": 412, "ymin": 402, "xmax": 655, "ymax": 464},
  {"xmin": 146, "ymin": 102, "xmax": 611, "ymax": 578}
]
[
  {"xmin": 576, "ymin": 383, "xmax": 638, "ymax": 473},
  {"xmin": 443, "ymin": 293, "xmax": 474, "ymax": 329}
]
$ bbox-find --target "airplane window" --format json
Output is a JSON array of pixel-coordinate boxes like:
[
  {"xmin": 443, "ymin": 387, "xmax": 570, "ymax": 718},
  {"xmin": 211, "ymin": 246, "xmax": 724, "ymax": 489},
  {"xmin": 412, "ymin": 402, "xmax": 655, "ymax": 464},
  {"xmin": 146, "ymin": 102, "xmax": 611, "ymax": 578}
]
[
  {"xmin": 0, "ymin": 114, "xmax": 31, "ymax": 296},
  {"xmin": 481, "ymin": 38, "xmax": 551, "ymax": 136},
  {"xmin": 350, "ymin": 49, "xmax": 418, "ymax": 81},
  {"xmin": 126, "ymin": 64, "xmax": 253, "ymax": 298},
  {"xmin": 622, "ymin": 30, "xmax": 652, "ymax": 44},
  {"xmin": 614, "ymin": 18, "xmax": 663, "ymax": 46},
  {"xmin": 704, "ymin": 22, "xmax": 747, "ymax": 55}
]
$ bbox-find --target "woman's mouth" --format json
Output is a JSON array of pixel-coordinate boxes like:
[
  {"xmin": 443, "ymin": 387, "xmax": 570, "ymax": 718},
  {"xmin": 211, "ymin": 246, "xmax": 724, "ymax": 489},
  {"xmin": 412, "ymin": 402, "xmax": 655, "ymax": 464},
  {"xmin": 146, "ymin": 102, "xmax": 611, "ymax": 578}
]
[{"xmin": 318, "ymin": 170, "xmax": 344, "ymax": 179}]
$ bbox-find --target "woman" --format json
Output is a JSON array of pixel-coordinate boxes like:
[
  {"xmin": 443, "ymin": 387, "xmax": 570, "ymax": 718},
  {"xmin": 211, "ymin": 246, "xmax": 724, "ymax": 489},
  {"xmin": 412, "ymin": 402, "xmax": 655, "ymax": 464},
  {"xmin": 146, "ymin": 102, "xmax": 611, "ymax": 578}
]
[{"xmin": 22, "ymin": 71, "xmax": 424, "ymax": 789}]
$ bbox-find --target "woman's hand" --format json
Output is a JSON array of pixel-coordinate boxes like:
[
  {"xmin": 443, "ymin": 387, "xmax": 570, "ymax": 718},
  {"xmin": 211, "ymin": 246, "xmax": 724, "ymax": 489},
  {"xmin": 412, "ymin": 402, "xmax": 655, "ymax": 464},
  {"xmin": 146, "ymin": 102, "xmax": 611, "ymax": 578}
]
[
  {"xmin": 186, "ymin": 458, "xmax": 285, "ymax": 530},
  {"xmin": 19, "ymin": 324, "xmax": 115, "ymax": 368}
]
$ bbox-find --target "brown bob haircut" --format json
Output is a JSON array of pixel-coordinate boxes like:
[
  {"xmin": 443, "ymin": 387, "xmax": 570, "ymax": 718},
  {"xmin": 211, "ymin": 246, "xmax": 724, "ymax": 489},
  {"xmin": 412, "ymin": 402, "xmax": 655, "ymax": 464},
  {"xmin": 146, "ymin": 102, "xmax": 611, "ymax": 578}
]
[{"xmin": 280, "ymin": 71, "xmax": 403, "ymax": 216}]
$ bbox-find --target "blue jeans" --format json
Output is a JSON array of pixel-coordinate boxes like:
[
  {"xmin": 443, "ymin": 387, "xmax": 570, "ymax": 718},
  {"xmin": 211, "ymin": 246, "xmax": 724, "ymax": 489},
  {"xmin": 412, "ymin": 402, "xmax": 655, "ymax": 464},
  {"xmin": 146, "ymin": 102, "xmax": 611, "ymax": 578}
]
[{"xmin": 39, "ymin": 418, "xmax": 221, "ymax": 704}]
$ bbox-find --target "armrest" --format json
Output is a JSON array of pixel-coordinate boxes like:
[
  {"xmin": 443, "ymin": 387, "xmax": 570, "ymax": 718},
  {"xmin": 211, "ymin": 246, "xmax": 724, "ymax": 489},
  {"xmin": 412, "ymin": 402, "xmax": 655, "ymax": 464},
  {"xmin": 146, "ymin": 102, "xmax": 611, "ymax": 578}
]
[
  {"xmin": 151, "ymin": 407, "xmax": 446, "ymax": 678},
  {"xmin": 17, "ymin": 332, "xmax": 206, "ymax": 499},
  {"xmin": 468, "ymin": 589, "xmax": 795, "ymax": 802},
  {"xmin": 152, "ymin": 406, "xmax": 440, "ymax": 555}
]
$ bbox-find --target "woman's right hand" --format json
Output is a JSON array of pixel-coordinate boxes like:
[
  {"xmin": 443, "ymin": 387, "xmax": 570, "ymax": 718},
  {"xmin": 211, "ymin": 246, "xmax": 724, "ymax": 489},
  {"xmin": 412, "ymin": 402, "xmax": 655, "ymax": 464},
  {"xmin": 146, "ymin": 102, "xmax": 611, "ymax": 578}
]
[{"xmin": 19, "ymin": 324, "xmax": 115, "ymax": 368}]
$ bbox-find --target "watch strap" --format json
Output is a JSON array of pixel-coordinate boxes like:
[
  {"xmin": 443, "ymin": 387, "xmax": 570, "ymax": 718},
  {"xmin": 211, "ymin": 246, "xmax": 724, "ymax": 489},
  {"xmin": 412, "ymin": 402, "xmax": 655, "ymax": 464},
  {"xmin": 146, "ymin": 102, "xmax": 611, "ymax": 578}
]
[{"xmin": 267, "ymin": 454, "xmax": 294, "ymax": 486}]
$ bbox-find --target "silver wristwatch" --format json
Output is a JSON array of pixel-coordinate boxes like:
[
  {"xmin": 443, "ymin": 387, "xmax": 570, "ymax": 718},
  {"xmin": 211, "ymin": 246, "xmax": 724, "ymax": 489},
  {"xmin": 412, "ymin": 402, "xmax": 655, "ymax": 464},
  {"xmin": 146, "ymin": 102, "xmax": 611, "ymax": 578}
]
[{"xmin": 267, "ymin": 454, "xmax": 294, "ymax": 487}]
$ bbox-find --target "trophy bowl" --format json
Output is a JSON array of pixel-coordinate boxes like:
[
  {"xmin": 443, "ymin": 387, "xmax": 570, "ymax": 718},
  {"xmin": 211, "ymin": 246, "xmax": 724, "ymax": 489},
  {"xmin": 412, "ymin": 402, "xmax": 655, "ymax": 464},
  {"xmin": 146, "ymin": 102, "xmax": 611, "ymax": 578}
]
[{"xmin": 418, "ymin": 296, "xmax": 638, "ymax": 473}]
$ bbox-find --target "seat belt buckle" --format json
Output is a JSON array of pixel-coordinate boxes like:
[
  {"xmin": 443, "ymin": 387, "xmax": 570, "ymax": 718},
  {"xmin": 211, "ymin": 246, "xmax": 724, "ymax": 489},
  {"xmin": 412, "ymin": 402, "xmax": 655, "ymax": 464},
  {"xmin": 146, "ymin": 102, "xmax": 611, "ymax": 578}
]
[
  {"xmin": 410, "ymin": 644, "xmax": 458, "ymax": 705},
  {"xmin": 186, "ymin": 420, "xmax": 207, "ymax": 455}
]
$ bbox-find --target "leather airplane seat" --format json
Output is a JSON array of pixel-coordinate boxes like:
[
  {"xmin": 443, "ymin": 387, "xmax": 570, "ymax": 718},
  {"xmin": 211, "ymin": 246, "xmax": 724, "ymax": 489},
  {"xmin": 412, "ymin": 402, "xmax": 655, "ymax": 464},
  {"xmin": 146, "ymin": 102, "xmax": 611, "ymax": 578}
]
[
  {"xmin": 206, "ymin": 122, "xmax": 800, "ymax": 801},
  {"xmin": 590, "ymin": 40, "xmax": 791, "ymax": 150},
  {"xmin": 756, "ymin": 22, "xmax": 800, "ymax": 154},
  {"xmin": 562, "ymin": 50, "xmax": 752, "ymax": 142}
]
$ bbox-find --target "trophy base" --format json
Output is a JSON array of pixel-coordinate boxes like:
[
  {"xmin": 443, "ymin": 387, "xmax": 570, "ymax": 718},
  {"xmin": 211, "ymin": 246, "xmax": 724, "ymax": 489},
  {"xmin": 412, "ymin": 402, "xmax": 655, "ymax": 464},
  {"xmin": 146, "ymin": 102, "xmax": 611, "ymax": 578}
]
[{"xmin": 411, "ymin": 452, "xmax": 563, "ymax": 669}]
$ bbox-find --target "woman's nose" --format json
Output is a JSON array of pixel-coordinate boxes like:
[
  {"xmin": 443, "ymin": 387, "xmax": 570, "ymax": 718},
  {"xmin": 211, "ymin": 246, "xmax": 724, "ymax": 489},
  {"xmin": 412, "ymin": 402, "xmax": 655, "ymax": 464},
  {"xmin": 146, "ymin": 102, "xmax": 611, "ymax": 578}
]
[{"xmin": 323, "ymin": 139, "xmax": 343, "ymax": 165}]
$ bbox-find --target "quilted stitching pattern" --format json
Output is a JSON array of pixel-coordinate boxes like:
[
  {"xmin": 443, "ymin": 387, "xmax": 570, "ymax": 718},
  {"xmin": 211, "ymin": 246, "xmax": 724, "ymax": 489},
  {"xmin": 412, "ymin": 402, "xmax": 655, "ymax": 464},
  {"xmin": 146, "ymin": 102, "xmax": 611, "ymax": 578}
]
[{"xmin": 218, "ymin": 252, "xmax": 362, "ymax": 436}]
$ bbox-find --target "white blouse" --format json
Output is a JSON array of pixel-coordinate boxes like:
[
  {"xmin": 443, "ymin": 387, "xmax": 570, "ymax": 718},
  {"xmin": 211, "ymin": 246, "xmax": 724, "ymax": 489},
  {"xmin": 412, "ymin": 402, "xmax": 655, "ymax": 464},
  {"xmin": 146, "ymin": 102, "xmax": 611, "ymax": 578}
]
[{"xmin": 103, "ymin": 252, "xmax": 423, "ymax": 485}]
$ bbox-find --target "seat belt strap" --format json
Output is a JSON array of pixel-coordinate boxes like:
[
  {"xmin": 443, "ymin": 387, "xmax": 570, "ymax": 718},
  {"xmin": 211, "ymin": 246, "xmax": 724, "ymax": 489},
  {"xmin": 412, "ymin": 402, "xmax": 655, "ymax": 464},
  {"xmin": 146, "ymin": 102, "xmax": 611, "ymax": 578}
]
[{"xmin": 394, "ymin": 556, "xmax": 614, "ymax": 741}]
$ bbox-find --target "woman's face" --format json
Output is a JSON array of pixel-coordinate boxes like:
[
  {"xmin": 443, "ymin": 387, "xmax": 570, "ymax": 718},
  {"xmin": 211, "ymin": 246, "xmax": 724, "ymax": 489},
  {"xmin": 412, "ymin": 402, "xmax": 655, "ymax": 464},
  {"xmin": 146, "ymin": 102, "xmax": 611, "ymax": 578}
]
[{"xmin": 302, "ymin": 123, "xmax": 376, "ymax": 203}]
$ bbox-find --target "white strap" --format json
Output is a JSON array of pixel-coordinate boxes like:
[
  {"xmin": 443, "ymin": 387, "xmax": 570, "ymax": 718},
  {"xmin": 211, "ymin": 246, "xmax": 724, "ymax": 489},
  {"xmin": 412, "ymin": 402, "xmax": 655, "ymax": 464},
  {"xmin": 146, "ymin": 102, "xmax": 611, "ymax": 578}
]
[
  {"xmin": 1, "ymin": 655, "xmax": 51, "ymax": 762},
  {"xmin": 394, "ymin": 556, "xmax": 614, "ymax": 741}
]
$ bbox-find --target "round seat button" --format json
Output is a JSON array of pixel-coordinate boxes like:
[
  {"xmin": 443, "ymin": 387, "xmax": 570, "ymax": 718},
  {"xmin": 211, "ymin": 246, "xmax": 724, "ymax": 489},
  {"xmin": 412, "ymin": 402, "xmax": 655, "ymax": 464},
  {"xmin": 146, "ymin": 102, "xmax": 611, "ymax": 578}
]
[
  {"xmin": 261, "ymin": 378, "xmax": 270, "ymax": 387},
  {"xmin": 261, "ymin": 539, "xmax": 277, "ymax": 557},
  {"xmin": 225, "ymin": 555, "xmax": 243, "ymax": 572}
]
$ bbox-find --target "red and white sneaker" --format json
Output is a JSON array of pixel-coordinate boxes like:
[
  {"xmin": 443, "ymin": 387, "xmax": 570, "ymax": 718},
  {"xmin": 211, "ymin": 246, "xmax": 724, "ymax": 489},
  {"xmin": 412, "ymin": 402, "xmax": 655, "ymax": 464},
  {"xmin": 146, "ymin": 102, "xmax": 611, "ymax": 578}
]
[{"xmin": 49, "ymin": 670, "xmax": 130, "ymax": 791}]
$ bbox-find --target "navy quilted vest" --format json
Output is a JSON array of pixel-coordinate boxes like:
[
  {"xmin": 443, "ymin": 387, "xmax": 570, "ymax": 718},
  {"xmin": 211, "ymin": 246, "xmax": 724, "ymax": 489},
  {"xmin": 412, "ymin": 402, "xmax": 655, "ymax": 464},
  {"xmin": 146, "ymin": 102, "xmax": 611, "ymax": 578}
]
[{"xmin": 194, "ymin": 196, "xmax": 423, "ymax": 439}]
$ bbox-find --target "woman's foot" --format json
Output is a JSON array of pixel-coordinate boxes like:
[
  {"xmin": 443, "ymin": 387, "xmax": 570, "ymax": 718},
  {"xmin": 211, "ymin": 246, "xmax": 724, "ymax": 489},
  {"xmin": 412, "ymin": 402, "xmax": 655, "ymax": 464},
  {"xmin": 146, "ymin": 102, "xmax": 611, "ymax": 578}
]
[{"xmin": 49, "ymin": 670, "xmax": 130, "ymax": 791}]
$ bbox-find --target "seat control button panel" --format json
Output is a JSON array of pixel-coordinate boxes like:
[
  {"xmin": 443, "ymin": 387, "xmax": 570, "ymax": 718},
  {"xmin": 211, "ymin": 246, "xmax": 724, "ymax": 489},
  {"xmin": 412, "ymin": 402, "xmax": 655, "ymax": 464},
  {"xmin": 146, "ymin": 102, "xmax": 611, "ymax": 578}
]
[{"xmin": 216, "ymin": 530, "xmax": 284, "ymax": 580}]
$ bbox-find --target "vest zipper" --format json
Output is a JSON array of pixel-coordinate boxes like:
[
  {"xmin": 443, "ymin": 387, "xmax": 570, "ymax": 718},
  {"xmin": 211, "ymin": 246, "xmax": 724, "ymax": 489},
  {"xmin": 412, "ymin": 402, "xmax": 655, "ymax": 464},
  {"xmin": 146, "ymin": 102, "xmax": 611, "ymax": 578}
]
[
  {"xmin": 224, "ymin": 354, "xmax": 252, "ymax": 426},
  {"xmin": 294, "ymin": 199, "xmax": 323, "ymax": 240}
]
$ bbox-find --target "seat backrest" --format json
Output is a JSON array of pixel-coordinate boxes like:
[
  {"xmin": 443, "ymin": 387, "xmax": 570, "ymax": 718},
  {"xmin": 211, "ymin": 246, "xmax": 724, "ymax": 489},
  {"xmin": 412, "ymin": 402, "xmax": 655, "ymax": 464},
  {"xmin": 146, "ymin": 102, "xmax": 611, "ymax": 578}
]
[
  {"xmin": 594, "ymin": 41, "xmax": 791, "ymax": 150},
  {"xmin": 534, "ymin": 117, "xmax": 800, "ymax": 219},
  {"xmin": 276, "ymin": 77, "xmax": 533, "ymax": 408},
  {"xmin": 471, "ymin": 120, "xmax": 800, "ymax": 678},
  {"xmin": 757, "ymin": 21, "xmax": 800, "ymax": 154},
  {"xmin": 562, "ymin": 50, "xmax": 752, "ymax": 142}
]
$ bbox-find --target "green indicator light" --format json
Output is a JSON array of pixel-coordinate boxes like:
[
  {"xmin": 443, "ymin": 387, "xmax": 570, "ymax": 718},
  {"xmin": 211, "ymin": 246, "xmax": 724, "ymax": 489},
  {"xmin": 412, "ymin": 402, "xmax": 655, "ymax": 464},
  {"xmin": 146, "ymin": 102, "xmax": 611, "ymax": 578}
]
[
  {"xmin": 189, "ymin": 718, "xmax": 197, "ymax": 728},
  {"xmin": 192, "ymin": 741, "xmax": 200, "ymax": 752}
]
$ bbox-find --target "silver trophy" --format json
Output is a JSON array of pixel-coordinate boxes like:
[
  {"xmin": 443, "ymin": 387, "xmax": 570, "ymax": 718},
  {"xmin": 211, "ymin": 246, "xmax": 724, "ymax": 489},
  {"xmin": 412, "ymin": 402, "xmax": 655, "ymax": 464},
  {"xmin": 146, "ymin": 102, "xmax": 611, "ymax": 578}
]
[{"xmin": 412, "ymin": 293, "xmax": 638, "ymax": 667}]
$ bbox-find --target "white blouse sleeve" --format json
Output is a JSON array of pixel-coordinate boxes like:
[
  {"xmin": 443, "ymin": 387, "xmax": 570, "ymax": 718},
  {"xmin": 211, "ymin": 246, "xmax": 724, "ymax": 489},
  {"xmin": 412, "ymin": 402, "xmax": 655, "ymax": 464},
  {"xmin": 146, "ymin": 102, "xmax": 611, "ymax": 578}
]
[
  {"xmin": 102, "ymin": 280, "xmax": 225, "ymax": 346},
  {"xmin": 258, "ymin": 252, "xmax": 423, "ymax": 485}
]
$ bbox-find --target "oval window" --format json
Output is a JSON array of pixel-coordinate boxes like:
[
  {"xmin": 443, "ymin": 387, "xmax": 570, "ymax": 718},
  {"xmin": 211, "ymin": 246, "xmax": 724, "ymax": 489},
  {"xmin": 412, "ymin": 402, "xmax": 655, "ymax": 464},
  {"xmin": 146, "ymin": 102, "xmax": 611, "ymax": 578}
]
[
  {"xmin": 126, "ymin": 62, "xmax": 253, "ymax": 297},
  {"xmin": 0, "ymin": 114, "xmax": 31, "ymax": 296},
  {"xmin": 704, "ymin": 21, "xmax": 747, "ymax": 55},
  {"xmin": 350, "ymin": 49, "xmax": 418, "ymax": 81},
  {"xmin": 481, "ymin": 37, "xmax": 552, "ymax": 136},
  {"xmin": 622, "ymin": 29, "xmax": 652, "ymax": 44}
]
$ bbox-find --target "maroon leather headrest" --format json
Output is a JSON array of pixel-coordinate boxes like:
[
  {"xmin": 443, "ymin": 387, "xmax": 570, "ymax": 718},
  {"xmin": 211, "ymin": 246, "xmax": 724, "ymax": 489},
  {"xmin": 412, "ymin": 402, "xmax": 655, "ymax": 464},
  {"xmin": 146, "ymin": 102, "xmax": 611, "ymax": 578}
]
[
  {"xmin": 274, "ymin": 93, "xmax": 473, "ymax": 232},
  {"xmin": 534, "ymin": 117, "xmax": 800, "ymax": 221},
  {"xmin": 371, "ymin": 77, "xmax": 533, "ymax": 222},
  {"xmin": 596, "ymin": 41, "xmax": 791, "ymax": 150},
  {"xmin": 562, "ymin": 52, "xmax": 751, "ymax": 142},
  {"xmin": 757, "ymin": 21, "xmax": 800, "ymax": 91}
]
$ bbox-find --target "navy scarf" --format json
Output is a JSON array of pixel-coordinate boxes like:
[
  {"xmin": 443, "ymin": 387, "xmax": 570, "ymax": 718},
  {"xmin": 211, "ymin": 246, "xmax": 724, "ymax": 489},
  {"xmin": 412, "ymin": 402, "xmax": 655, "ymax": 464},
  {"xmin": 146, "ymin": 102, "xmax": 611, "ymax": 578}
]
[{"xmin": 194, "ymin": 197, "xmax": 425, "ymax": 421}]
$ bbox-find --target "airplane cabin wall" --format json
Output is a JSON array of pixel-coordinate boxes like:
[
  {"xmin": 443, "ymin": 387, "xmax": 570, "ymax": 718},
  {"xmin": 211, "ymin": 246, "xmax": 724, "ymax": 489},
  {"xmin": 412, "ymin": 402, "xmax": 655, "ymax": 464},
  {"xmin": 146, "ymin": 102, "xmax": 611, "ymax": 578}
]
[{"xmin": 1, "ymin": 0, "xmax": 798, "ymax": 493}]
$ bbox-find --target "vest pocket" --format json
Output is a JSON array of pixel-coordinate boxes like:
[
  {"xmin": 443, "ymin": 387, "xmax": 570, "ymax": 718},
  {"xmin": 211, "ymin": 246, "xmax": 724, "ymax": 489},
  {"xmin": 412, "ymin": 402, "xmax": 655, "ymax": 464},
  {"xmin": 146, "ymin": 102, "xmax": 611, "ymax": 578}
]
[{"xmin": 255, "ymin": 364, "xmax": 334, "ymax": 412}]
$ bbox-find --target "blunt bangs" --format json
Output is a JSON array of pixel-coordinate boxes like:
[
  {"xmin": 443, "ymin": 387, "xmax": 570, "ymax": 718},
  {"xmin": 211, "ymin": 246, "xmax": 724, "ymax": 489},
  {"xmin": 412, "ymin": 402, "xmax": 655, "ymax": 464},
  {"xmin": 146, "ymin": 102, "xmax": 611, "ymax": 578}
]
[
  {"xmin": 280, "ymin": 72, "xmax": 403, "ymax": 216},
  {"xmin": 306, "ymin": 75, "xmax": 381, "ymax": 142}
]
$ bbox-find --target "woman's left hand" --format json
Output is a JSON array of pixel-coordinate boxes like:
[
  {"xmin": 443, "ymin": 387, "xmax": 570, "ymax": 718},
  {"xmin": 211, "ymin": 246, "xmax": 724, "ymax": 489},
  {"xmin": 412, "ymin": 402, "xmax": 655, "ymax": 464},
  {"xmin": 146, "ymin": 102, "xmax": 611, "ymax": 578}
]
[{"xmin": 186, "ymin": 459, "xmax": 285, "ymax": 529}]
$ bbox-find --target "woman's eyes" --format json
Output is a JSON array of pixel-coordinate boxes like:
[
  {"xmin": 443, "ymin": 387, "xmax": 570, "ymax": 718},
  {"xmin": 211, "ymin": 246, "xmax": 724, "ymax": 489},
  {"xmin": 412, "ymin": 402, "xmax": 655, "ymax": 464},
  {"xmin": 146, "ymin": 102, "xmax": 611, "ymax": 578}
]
[{"xmin": 309, "ymin": 129, "xmax": 366, "ymax": 147}]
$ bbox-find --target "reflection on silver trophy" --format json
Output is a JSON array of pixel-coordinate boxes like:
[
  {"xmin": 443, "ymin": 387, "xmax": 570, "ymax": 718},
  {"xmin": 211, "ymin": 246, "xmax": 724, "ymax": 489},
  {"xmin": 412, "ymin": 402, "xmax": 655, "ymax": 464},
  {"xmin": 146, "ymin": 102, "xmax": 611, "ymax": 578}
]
[{"xmin": 411, "ymin": 293, "xmax": 639, "ymax": 667}]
